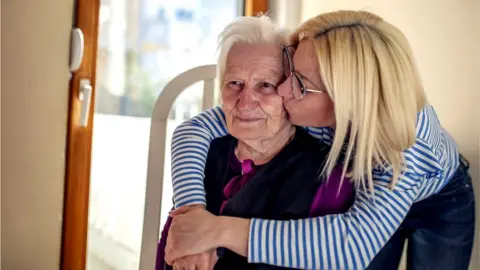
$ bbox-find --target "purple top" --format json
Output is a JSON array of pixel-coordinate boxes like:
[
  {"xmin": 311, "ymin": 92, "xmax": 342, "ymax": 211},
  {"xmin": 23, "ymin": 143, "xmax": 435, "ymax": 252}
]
[
  {"xmin": 221, "ymin": 158, "xmax": 257, "ymax": 213},
  {"xmin": 156, "ymin": 156, "xmax": 353, "ymax": 269}
]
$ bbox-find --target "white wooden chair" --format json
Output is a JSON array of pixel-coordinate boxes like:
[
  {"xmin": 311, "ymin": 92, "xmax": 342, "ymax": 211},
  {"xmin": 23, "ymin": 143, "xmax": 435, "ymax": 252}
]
[{"xmin": 139, "ymin": 65, "xmax": 217, "ymax": 270}]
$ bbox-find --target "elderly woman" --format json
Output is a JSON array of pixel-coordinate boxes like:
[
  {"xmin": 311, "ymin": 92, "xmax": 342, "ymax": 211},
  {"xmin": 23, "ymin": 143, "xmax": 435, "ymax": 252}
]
[
  {"xmin": 166, "ymin": 10, "xmax": 475, "ymax": 270},
  {"xmin": 156, "ymin": 16, "xmax": 354, "ymax": 269}
]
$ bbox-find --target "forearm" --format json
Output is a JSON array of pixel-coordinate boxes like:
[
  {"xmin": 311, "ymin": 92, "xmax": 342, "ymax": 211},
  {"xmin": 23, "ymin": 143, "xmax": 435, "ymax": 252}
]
[
  {"xmin": 247, "ymin": 184, "xmax": 418, "ymax": 269},
  {"xmin": 304, "ymin": 126, "xmax": 334, "ymax": 144},
  {"xmin": 171, "ymin": 106, "xmax": 228, "ymax": 208}
]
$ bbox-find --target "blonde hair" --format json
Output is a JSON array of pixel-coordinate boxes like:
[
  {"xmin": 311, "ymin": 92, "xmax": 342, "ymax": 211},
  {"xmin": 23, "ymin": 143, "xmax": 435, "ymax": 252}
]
[
  {"xmin": 292, "ymin": 10, "xmax": 427, "ymax": 192},
  {"xmin": 217, "ymin": 14, "xmax": 289, "ymax": 83}
]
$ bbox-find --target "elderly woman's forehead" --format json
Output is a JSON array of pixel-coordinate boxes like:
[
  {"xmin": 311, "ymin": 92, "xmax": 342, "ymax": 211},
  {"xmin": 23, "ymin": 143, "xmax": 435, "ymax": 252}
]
[
  {"xmin": 226, "ymin": 56, "xmax": 282, "ymax": 70},
  {"xmin": 229, "ymin": 43, "xmax": 282, "ymax": 56},
  {"xmin": 227, "ymin": 44, "xmax": 281, "ymax": 62},
  {"xmin": 225, "ymin": 63, "xmax": 282, "ymax": 78}
]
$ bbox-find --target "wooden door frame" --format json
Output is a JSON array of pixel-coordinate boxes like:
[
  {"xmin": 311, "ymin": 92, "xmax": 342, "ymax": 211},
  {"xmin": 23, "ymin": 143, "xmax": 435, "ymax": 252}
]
[
  {"xmin": 60, "ymin": 0, "xmax": 268, "ymax": 269},
  {"xmin": 245, "ymin": 0, "xmax": 269, "ymax": 16},
  {"xmin": 61, "ymin": 0, "xmax": 99, "ymax": 269}
]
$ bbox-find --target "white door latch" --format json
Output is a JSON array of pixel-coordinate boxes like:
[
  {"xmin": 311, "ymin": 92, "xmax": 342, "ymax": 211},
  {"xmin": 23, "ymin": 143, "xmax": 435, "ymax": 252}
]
[{"xmin": 79, "ymin": 79, "xmax": 92, "ymax": 127}]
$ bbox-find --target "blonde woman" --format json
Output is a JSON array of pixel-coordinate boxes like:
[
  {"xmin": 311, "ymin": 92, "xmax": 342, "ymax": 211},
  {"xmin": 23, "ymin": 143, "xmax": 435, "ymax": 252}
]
[{"xmin": 165, "ymin": 11, "xmax": 475, "ymax": 269}]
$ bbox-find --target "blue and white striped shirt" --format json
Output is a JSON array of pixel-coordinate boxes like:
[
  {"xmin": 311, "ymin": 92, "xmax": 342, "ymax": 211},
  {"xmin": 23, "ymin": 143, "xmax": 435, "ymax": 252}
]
[{"xmin": 170, "ymin": 104, "xmax": 459, "ymax": 269}]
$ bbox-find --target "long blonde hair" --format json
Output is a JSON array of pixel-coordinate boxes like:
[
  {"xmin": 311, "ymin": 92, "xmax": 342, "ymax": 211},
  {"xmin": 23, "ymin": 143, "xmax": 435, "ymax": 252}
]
[{"xmin": 292, "ymin": 10, "xmax": 427, "ymax": 192}]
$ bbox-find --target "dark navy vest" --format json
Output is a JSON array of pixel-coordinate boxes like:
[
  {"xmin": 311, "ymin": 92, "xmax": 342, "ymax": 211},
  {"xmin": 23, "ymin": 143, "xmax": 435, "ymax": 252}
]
[{"xmin": 204, "ymin": 127, "xmax": 331, "ymax": 270}]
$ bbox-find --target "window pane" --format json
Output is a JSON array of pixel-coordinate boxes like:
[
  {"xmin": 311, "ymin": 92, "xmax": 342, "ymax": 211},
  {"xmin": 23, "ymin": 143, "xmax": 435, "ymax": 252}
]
[{"xmin": 87, "ymin": 1, "xmax": 241, "ymax": 269}]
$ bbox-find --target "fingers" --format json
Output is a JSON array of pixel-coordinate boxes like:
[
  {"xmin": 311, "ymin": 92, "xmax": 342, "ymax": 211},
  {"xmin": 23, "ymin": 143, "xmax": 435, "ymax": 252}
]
[
  {"xmin": 172, "ymin": 261, "xmax": 182, "ymax": 270},
  {"xmin": 172, "ymin": 259, "xmax": 187, "ymax": 270},
  {"xmin": 165, "ymin": 249, "xmax": 178, "ymax": 266},
  {"xmin": 172, "ymin": 259, "xmax": 195, "ymax": 270},
  {"xmin": 165, "ymin": 243, "xmax": 179, "ymax": 265},
  {"xmin": 172, "ymin": 254, "xmax": 208, "ymax": 270},
  {"xmin": 171, "ymin": 251, "xmax": 216, "ymax": 270},
  {"xmin": 165, "ymin": 230, "xmax": 186, "ymax": 265},
  {"xmin": 208, "ymin": 250, "xmax": 219, "ymax": 269},
  {"xmin": 169, "ymin": 207, "xmax": 190, "ymax": 217},
  {"xmin": 197, "ymin": 252, "xmax": 211, "ymax": 270}
]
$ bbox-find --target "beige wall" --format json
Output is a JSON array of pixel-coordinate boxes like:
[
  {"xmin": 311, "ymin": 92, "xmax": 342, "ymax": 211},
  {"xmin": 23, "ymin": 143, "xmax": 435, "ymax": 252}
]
[
  {"xmin": 301, "ymin": 0, "xmax": 480, "ymax": 269},
  {"xmin": 2, "ymin": 0, "xmax": 74, "ymax": 268},
  {"xmin": 1, "ymin": 0, "xmax": 3, "ymax": 264}
]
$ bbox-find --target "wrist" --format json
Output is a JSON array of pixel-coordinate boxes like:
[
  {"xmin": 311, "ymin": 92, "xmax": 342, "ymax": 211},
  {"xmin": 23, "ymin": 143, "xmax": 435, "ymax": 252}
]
[
  {"xmin": 189, "ymin": 204, "xmax": 206, "ymax": 209},
  {"xmin": 216, "ymin": 216, "xmax": 251, "ymax": 257},
  {"xmin": 216, "ymin": 216, "xmax": 232, "ymax": 246}
]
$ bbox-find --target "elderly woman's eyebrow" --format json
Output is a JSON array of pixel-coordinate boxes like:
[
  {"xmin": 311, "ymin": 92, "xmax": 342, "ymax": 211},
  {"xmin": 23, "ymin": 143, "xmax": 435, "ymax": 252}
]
[
  {"xmin": 258, "ymin": 67, "xmax": 283, "ymax": 79},
  {"xmin": 223, "ymin": 73, "xmax": 242, "ymax": 83},
  {"xmin": 251, "ymin": 69, "xmax": 283, "ymax": 84}
]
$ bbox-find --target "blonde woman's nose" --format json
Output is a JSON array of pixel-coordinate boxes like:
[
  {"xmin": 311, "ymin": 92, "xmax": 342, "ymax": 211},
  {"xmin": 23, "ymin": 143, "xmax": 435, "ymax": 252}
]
[{"xmin": 277, "ymin": 76, "xmax": 294, "ymax": 99}]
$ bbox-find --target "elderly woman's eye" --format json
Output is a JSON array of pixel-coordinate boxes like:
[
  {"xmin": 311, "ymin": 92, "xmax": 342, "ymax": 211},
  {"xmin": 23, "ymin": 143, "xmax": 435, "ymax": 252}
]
[
  {"xmin": 227, "ymin": 81, "xmax": 243, "ymax": 90},
  {"xmin": 259, "ymin": 82, "xmax": 277, "ymax": 90}
]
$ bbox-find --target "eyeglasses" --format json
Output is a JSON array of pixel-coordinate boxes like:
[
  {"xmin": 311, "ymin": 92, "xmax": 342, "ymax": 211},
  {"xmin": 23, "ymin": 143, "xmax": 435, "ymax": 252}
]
[{"xmin": 282, "ymin": 45, "xmax": 325, "ymax": 100}]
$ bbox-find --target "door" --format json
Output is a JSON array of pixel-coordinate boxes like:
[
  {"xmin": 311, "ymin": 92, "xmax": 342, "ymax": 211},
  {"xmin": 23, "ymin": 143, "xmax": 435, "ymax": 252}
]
[{"xmin": 61, "ymin": 1, "xmax": 268, "ymax": 269}]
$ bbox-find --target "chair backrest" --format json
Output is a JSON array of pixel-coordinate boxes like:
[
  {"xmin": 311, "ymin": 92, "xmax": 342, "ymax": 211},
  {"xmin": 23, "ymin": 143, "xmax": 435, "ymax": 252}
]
[{"xmin": 139, "ymin": 64, "xmax": 217, "ymax": 270}]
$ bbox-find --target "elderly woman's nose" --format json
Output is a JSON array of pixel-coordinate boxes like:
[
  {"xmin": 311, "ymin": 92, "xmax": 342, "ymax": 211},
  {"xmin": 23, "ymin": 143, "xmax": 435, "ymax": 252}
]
[{"xmin": 237, "ymin": 88, "xmax": 258, "ymax": 110}]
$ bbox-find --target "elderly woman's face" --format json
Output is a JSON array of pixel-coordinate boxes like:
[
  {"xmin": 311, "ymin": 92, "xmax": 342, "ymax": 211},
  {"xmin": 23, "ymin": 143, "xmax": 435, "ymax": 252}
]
[{"xmin": 222, "ymin": 43, "xmax": 288, "ymax": 141}]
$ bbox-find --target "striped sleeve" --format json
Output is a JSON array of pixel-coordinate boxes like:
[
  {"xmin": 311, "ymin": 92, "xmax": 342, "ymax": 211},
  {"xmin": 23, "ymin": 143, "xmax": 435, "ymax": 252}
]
[
  {"xmin": 170, "ymin": 112, "xmax": 334, "ymax": 209},
  {"xmin": 171, "ymin": 106, "xmax": 228, "ymax": 208},
  {"xmin": 304, "ymin": 127, "xmax": 335, "ymax": 144},
  {"xmin": 248, "ymin": 175, "xmax": 421, "ymax": 269},
  {"xmin": 247, "ymin": 105, "xmax": 454, "ymax": 269}
]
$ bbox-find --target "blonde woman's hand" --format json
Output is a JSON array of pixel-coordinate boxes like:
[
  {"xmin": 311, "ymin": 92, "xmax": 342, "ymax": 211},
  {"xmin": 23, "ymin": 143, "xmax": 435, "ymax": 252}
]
[
  {"xmin": 169, "ymin": 204, "xmax": 206, "ymax": 217},
  {"xmin": 166, "ymin": 205, "xmax": 250, "ymax": 264}
]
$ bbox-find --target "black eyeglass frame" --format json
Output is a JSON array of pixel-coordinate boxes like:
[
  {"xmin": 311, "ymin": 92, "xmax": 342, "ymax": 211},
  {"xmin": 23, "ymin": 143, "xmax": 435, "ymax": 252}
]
[{"xmin": 282, "ymin": 45, "xmax": 325, "ymax": 100}]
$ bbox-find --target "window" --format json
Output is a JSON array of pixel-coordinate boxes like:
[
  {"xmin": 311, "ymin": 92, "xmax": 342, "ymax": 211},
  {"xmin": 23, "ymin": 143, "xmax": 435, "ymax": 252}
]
[{"xmin": 87, "ymin": 1, "xmax": 242, "ymax": 269}]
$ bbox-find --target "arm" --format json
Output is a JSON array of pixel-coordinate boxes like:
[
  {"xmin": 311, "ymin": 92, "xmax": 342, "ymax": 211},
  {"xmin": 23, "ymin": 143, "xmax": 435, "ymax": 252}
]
[
  {"xmin": 231, "ymin": 133, "xmax": 448, "ymax": 269},
  {"xmin": 171, "ymin": 106, "xmax": 228, "ymax": 208},
  {"xmin": 165, "ymin": 174, "xmax": 420, "ymax": 269},
  {"xmin": 171, "ymin": 114, "xmax": 332, "ymax": 209},
  {"xmin": 245, "ymin": 179, "xmax": 419, "ymax": 269},
  {"xmin": 168, "ymin": 108, "xmax": 447, "ymax": 269},
  {"xmin": 303, "ymin": 126, "xmax": 335, "ymax": 144}
]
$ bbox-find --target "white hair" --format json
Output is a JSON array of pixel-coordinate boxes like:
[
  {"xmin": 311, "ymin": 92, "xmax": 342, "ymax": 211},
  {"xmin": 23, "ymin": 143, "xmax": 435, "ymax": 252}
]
[{"xmin": 217, "ymin": 15, "xmax": 290, "ymax": 83}]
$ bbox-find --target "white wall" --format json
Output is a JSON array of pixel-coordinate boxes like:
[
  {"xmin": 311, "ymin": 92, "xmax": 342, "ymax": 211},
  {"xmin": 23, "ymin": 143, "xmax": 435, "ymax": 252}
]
[
  {"xmin": 269, "ymin": 0, "xmax": 303, "ymax": 31},
  {"xmin": 301, "ymin": 0, "xmax": 480, "ymax": 269},
  {"xmin": 2, "ymin": 0, "xmax": 74, "ymax": 268}
]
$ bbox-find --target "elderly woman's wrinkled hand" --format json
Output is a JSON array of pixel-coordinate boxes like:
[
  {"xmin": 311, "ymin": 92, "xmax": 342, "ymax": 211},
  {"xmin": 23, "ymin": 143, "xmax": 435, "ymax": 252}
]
[
  {"xmin": 172, "ymin": 249, "xmax": 218, "ymax": 270},
  {"xmin": 165, "ymin": 208, "xmax": 221, "ymax": 265}
]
